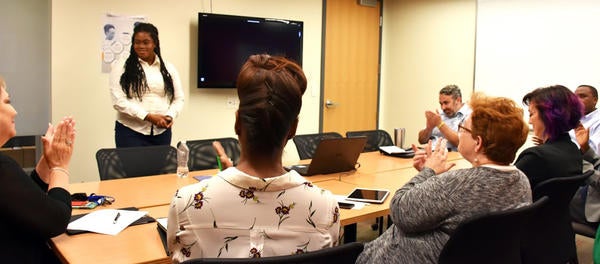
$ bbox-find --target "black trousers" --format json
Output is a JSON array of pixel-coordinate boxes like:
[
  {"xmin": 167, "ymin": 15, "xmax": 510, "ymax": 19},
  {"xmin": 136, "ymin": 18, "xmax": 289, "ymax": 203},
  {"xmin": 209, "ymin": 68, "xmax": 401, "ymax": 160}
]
[{"xmin": 114, "ymin": 121, "xmax": 172, "ymax": 148}]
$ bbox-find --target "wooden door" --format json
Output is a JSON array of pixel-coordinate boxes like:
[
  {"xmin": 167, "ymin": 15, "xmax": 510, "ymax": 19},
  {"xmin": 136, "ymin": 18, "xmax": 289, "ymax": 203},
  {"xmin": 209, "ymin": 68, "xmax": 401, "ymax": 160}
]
[{"xmin": 322, "ymin": 0, "xmax": 381, "ymax": 135}]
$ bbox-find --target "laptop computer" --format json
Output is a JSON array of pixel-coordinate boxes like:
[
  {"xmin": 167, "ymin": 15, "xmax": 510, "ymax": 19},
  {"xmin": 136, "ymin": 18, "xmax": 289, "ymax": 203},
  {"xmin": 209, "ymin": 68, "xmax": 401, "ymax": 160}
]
[{"xmin": 287, "ymin": 137, "xmax": 367, "ymax": 176}]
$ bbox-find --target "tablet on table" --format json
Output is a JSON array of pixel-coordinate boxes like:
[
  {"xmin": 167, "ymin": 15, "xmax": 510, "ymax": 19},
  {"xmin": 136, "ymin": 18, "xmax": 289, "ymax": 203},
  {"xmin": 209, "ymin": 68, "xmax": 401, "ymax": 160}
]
[{"xmin": 345, "ymin": 188, "xmax": 390, "ymax": 204}]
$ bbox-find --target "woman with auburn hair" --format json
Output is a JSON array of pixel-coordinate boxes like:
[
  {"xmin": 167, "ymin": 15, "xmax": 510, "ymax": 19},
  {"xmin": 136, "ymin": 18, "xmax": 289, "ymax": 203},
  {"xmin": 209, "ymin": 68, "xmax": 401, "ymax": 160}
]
[
  {"xmin": 515, "ymin": 85, "xmax": 583, "ymax": 189},
  {"xmin": 356, "ymin": 93, "xmax": 531, "ymax": 264},
  {"xmin": 167, "ymin": 55, "xmax": 339, "ymax": 263}
]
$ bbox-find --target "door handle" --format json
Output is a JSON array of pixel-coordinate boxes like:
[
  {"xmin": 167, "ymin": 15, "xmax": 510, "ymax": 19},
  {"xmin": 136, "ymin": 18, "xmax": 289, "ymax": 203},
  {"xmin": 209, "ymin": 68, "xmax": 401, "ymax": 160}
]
[{"xmin": 325, "ymin": 99, "xmax": 339, "ymax": 108}]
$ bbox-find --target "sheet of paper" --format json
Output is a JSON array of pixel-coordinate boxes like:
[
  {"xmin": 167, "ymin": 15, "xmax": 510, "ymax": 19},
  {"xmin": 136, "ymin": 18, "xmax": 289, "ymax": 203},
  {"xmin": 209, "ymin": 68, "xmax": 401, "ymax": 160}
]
[
  {"xmin": 156, "ymin": 217, "xmax": 168, "ymax": 231},
  {"xmin": 334, "ymin": 194, "xmax": 366, "ymax": 210},
  {"xmin": 67, "ymin": 209, "xmax": 148, "ymax": 235}
]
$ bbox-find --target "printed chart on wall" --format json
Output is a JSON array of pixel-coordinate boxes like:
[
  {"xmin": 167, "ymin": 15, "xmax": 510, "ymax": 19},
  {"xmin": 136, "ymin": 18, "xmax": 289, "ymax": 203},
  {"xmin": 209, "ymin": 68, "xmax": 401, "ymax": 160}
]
[{"xmin": 101, "ymin": 13, "xmax": 147, "ymax": 73}]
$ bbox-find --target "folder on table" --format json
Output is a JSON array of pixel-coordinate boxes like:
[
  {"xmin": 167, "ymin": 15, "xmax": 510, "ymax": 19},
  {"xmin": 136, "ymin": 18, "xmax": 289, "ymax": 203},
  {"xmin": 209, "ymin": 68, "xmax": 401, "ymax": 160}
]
[{"xmin": 156, "ymin": 217, "xmax": 169, "ymax": 256}]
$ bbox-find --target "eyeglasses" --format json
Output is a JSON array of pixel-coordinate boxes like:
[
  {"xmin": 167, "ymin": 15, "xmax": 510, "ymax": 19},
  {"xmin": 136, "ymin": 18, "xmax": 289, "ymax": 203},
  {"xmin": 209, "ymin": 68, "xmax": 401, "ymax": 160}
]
[{"xmin": 458, "ymin": 124, "xmax": 472, "ymax": 134}]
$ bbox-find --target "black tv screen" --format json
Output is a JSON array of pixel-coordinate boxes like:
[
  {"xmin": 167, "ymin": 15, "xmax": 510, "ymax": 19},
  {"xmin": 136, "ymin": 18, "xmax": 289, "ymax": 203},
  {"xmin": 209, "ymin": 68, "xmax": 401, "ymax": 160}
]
[{"xmin": 197, "ymin": 13, "xmax": 304, "ymax": 88}]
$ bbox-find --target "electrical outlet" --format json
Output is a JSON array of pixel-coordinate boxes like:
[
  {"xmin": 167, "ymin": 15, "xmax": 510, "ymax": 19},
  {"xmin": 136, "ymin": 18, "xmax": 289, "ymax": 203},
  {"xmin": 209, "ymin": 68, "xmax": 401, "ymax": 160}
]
[{"xmin": 226, "ymin": 97, "xmax": 237, "ymax": 109}]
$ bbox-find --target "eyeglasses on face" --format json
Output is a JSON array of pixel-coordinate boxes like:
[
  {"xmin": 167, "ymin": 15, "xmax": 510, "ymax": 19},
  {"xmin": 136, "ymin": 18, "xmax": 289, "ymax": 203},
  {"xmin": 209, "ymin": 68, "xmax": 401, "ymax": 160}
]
[{"xmin": 458, "ymin": 124, "xmax": 472, "ymax": 134}]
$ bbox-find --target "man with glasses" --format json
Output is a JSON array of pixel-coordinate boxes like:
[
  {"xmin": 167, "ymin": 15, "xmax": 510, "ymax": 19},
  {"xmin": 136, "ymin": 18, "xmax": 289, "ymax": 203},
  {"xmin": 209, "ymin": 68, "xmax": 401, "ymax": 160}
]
[{"xmin": 418, "ymin": 85, "xmax": 472, "ymax": 151}]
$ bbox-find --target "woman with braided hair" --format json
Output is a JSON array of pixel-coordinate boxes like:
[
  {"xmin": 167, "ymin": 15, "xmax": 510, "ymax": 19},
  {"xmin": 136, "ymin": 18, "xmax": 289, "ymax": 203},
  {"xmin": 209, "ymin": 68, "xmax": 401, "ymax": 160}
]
[{"xmin": 109, "ymin": 22, "xmax": 184, "ymax": 147}]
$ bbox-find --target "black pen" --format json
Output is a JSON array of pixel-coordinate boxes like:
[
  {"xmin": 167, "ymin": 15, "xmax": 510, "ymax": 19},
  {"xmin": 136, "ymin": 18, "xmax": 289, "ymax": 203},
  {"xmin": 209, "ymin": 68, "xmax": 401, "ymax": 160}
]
[{"xmin": 113, "ymin": 212, "xmax": 120, "ymax": 224}]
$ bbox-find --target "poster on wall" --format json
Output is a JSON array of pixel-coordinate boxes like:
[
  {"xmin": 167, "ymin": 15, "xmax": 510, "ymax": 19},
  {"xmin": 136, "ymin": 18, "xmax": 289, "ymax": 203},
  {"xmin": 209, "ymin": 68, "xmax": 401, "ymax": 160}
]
[{"xmin": 101, "ymin": 13, "xmax": 147, "ymax": 73}]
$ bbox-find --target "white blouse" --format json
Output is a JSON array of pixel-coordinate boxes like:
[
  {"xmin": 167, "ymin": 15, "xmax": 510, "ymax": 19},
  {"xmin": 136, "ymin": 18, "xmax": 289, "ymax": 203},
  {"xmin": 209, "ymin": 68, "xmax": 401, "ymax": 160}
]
[
  {"xmin": 167, "ymin": 167, "xmax": 340, "ymax": 263},
  {"xmin": 109, "ymin": 55, "xmax": 184, "ymax": 135}
]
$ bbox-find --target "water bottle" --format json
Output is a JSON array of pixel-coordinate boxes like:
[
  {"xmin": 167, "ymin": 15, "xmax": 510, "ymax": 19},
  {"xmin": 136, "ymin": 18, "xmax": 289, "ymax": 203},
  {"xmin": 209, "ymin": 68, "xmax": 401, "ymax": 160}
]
[{"xmin": 176, "ymin": 141, "xmax": 189, "ymax": 178}]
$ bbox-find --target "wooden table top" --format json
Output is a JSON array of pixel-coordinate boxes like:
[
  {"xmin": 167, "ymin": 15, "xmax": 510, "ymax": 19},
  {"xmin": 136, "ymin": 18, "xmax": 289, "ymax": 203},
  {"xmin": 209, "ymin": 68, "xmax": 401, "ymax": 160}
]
[{"xmin": 52, "ymin": 151, "xmax": 468, "ymax": 263}]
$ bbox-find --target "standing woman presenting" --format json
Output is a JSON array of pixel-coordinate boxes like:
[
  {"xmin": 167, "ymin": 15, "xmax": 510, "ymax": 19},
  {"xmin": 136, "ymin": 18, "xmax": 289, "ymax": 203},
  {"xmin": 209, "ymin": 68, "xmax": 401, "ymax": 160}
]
[{"xmin": 110, "ymin": 22, "xmax": 184, "ymax": 147}]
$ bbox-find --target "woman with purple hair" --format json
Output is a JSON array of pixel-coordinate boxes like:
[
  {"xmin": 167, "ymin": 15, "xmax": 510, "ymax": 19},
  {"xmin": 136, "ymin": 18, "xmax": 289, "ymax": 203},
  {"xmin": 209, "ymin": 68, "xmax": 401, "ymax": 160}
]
[
  {"xmin": 515, "ymin": 85, "xmax": 584, "ymax": 189},
  {"xmin": 515, "ymin": 85, "xmax": 584, "ymax": 264}
]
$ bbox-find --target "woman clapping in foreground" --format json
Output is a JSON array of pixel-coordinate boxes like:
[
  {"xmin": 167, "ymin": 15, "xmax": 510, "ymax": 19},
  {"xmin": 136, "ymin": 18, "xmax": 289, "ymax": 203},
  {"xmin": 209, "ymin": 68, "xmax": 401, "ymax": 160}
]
[
  {"xmin": 0, "ymin": 75, "xmax": 76, "ymax": 263},
  {"xmin": 356, "ymin": 93, "xmax": 531, "ymax": 264}
]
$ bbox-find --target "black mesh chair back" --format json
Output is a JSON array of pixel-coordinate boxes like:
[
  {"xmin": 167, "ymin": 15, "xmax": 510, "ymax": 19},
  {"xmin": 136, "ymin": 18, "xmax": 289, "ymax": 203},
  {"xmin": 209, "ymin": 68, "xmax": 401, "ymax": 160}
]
[
  {"xmin": 521, "ymin": 170, "xmax": 593, "ymax": 264},
  {"xmin": 346, "ymin": 130, "xmax": 393, "ymax": 152},
  {"xmin": 95, "ymin": 145, "xmax": 178, "ymax": 180},
  {"xmin": 180, "ymin": 242, "xmax": 364, "ymax": 264},
  {"xmin": 572, "ymin": 221, "xmax": 597, "ymax": 238},
  {"xmin": 183, "ymin": 137, "xmax": 241, "ymax": 171},
  {"xmin": 438, "ymin": 196, "xmax": 548, "ymax": 264},
  {"xmin": 292, "ymin": 132, "xmax": 343, "ymax": 160}
]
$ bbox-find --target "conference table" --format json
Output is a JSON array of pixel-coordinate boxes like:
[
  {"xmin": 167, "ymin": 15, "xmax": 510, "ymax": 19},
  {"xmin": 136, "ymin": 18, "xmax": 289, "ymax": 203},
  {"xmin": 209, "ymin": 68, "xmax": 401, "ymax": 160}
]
[{"xmin": 50, "ymin": 151, "xmax": 466, "ymax": 264}]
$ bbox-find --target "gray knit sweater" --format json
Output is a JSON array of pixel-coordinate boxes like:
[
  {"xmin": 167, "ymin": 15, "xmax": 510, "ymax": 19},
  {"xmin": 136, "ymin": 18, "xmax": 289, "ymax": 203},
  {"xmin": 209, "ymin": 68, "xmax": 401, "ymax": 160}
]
[{"xmin": 355, "ymin": 166, "xmax": 532, "ymax": 264}]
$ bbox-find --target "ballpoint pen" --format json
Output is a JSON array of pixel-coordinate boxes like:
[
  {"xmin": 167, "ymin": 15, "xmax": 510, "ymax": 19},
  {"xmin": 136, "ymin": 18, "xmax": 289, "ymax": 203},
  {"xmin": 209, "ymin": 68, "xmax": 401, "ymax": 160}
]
[
  {"xmin": 216, "ymin": 155, "xmax": 223, "ymax": 171},
  {"xmin": 113, "ymin": 212, "xmax": 121, "ymax": 224}
]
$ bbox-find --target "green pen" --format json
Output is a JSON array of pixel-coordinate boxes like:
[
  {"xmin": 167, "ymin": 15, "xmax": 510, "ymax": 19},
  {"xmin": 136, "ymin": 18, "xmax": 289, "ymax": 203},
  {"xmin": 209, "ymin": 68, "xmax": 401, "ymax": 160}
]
[{"xmin": 216, "ymin": 155, "xmax": 222, "ymax": 171}]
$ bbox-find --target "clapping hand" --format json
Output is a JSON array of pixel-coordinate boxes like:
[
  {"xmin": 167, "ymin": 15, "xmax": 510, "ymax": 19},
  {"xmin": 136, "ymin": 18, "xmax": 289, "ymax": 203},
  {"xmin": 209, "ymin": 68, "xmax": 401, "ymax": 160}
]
[
  {"xmin": 212, "ymin": 141, "xmax": 234, "ymax": 169},
  {"xmin": 531, "ymin": 136, "xmax": 544, "ymax": 146},
  {"xmin": 424, "ymin": 110, "xmax": 442, "ymax": 130},
  {"xmin": 412, "ymin": 143, "xmax": 427, "ymax": 171},
  {"xmin": 574, "ymin": 122, "xmax": 590, "ymax": 154},
  {"xmin": 42, "ymin": 116, "xmax": 76, "ymax": 170},
  {"xmin": 412, "ymin": 138, "xmax": 455, "ymax": 174}
]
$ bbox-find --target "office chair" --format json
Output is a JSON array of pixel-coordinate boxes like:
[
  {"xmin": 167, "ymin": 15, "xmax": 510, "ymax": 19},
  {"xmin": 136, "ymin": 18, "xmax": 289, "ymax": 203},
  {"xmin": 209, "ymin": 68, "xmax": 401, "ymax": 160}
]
[
  {"xmin": 521, "ymin": 170, "xmax": 594, "ymax": 264},
  {"xmin": 95, "ymin": 145, "xmax": 178, "ymax": 180},
  {"xmin": 179, "ymin": 242, "xmax": 364, "ymax": 264},
  {"xmin": 183, "ymin": 137, "xmax": 241, "ymax": 171},
  {"xmin": 572, "ymin": 221, "xmax": 597, "ymax": 238},
  {"xmin": 438, "ymin": 196, "xmax": 549, "ymax": 264},
  {"xmin": 346, "ymin": 129, "xmax": 393, "ymax": 152},
  {"xmin": 292, "ymin": 132, "xmax": 343, "ymax": 160}
]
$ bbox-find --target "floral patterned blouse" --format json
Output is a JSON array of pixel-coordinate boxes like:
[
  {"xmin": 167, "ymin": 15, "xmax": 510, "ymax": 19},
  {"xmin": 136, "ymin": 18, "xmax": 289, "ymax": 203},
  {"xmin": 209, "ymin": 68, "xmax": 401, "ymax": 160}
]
[{"xmin": 167, "ymin": 167, "xmax": 340, "ymax": 263}]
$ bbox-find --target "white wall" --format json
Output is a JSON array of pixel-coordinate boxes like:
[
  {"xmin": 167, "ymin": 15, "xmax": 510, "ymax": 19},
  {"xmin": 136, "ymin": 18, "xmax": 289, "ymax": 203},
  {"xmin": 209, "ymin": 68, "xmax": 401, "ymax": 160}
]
[
  {"xmin": 380, "ymin": 0, "xmax": 477, "ymax": 147},
  {"xmin": 52, "ymin": 0, "xmax": 323, "ymax": 182},
  {"xmin": 475, "ymin": 0, "xmax": 600, "ymax": 107},
  {"xmin": 0, "ymin": 0, "xmax": 50, "ymax": 135}
]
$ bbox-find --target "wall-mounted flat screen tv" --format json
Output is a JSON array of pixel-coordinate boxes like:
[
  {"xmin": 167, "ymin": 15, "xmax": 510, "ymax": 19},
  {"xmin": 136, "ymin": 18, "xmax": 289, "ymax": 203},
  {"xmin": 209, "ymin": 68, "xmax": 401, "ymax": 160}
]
[{"xmin": 197, "ymin": 13, "xmax": 304, "ymax": 88}]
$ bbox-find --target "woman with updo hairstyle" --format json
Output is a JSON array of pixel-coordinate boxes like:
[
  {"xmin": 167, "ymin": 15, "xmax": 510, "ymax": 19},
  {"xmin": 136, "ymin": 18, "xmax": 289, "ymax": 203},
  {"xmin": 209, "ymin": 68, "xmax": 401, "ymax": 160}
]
[
  {"xmin": 515, "ymin": 85, "xmax": 583, "ymax": 189},
  {"xmin": 357, "ymin": 93, "xmax": 531, "ymax": 263},
  {"xmin": 167, "ymin": 55, "xmax": 339, "ymax": 263}
]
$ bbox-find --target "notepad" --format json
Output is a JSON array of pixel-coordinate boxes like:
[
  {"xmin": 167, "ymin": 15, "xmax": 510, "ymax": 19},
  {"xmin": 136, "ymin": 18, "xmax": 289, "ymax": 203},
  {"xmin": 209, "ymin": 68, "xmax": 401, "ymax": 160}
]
[
  {"xmin": 378, "ymin": 146, "xmax": 415, "ymax": 158},
  {"xmin": 67, "ymin": 209, "xmax": 148, "ymax": 235},
  {"xmin": 193, "ymin": 175, "xmax": 212, "ymax": 182}
]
